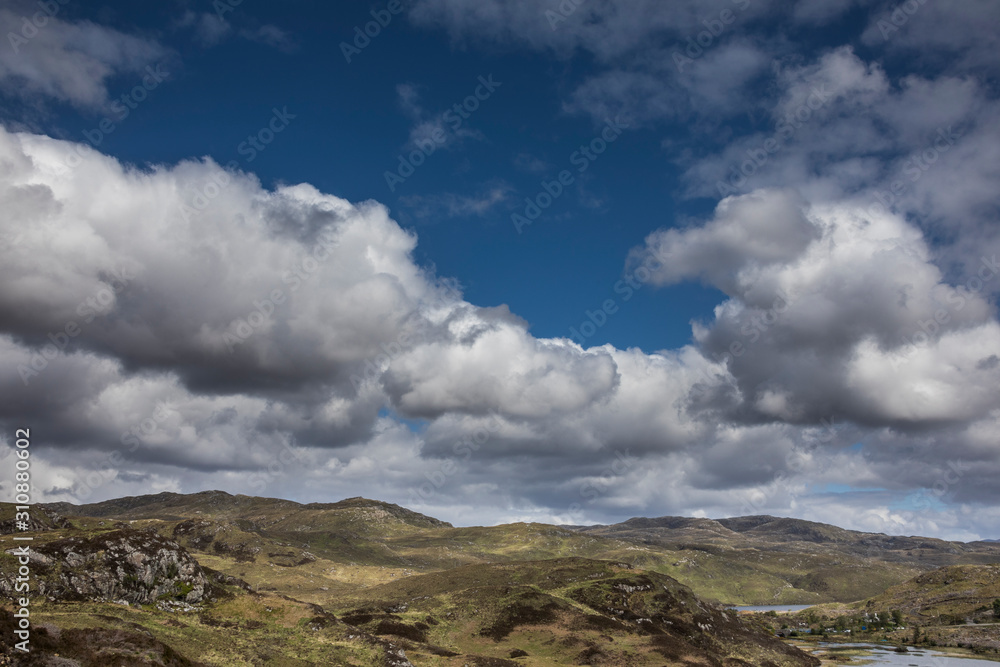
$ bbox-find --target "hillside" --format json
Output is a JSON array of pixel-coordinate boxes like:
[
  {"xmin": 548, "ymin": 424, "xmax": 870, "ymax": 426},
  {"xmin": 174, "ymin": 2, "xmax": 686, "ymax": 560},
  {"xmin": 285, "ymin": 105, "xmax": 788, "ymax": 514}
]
[
  {"xmin": 16, "ymin": 494, "xmax": 1000, "ymax": 608},
  {"xmin": 858, "ymin": 563, "xmax": 1000, "ymax": 622},
  {"xmin": 0, "ymin": 498, "xmax": 824, "ymax": 666},
  {"xmin": 3, "ymin": 491, "xmax": 1000, "ymax": 664},
  {"xmin": 774, "ymin": 564, "xmax": 1000, "ymax": 656},
  {"xmin": 578, "ymin": 513, "xmax": 996, "ymax": 563},
  {"xmin": 573, "ymin": 514, "xmax": 1000, "ymax": 604},
  {"xmin": 44, "ymin": 490, "xmax": 451, "ymax": 532},
  {"xmin": 323, "ymin": 557, "xmax": 819, "ymax": 666}
]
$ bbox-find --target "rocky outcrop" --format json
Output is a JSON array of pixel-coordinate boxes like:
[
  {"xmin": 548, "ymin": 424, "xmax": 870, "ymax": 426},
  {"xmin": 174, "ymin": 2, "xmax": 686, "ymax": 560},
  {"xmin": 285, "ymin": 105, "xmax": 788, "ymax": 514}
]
[
  {"xmin": 1, "ymin": 528, "xmax": 210, "ymax": 606},
  {"xmin": 0, "ymin": 505, "xmax": 72, "ymax": 534}
]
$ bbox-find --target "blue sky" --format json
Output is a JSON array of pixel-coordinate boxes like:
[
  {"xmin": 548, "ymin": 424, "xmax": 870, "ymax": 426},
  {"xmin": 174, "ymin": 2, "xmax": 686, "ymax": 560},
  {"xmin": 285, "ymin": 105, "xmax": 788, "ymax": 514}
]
[
  {"xmin": 1, "ymin": 0, "xmax": 999, "ymax": 540},
  {"xmin": 31, "ymin": 0, "xmax": 735, "ymax": 353}
]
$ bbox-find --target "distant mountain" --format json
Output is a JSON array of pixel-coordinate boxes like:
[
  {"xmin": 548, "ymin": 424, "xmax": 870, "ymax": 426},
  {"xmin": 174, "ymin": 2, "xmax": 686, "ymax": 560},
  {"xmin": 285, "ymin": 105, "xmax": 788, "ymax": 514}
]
[
  {"xmin": 7, "ymin": 492, "xmax": 997, "ymax": 608},
  {"xmin": 44, "ymin": 489, "xmax": 451, "ymax": 531},
  {"xmin": 577, "ymin": 512, "xmax": 992, "ymax": 559}
]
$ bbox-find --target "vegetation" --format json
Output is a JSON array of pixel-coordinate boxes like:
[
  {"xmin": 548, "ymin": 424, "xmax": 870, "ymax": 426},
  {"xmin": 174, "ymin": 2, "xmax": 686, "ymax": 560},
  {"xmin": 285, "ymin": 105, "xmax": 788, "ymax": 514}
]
[
  {"xmin": 751, "ymin": 564, "xmax": 1000, "ymax": 658},
  {"xmin": 2, "ymin": 491, "xmax": 999, "ymax": 664}
]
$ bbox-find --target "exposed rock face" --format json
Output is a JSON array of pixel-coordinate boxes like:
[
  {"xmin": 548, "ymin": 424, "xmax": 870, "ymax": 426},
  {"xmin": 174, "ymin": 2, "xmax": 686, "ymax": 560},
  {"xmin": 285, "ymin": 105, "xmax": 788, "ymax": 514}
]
[{"xmin": 1, "ymin": 529, "xmax": 209, "ymax": 605}]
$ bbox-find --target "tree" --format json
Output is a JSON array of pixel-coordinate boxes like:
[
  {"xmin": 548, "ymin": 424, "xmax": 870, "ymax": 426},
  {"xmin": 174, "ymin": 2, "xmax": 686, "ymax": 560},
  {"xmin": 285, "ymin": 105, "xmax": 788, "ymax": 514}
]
[
  {"xmin": 912, "ymin": 626, "xmax": 921, "ymax": 645},
  {"xmin": 892, "ymin": 609, "xmax": 903, "ymax": 625},
  {"xmin": 993, "ymin": 598, "xmax": 1000, "ymax": 619}
]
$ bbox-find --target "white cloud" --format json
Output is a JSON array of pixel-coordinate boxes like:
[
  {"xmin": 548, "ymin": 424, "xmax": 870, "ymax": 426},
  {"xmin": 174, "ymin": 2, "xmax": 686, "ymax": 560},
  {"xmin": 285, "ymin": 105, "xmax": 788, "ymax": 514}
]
[
  {"xmin": 632, "ymin": 188, "xmax": 1000, "ymax": 440},
  {"xmin": 2, "ymin": 123, "xmax": 996, "ymax": 533},
  {"xmin": 632, "ymin": 188, "xmax": 819, "ymax": 291},
  {"xmin": 0, "ymin": 9, "xmax": 169, "ymax": 110},
  {"xmin": 3, "ymin": 2, "xmax": 1000, "ymax": 535}
]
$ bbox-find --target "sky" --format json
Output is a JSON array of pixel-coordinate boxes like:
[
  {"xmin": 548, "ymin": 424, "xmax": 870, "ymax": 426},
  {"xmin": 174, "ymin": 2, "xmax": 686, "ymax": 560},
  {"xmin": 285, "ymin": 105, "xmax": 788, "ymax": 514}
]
[{"xmin": 0, "ymin": 0, "xmax": 998, "ymax": 540}]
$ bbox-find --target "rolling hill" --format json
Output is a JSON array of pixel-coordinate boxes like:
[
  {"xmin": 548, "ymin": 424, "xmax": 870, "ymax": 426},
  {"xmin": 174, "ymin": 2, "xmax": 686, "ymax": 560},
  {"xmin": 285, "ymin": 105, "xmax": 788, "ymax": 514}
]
[
  {"xmin": 21, "ymin": 492, "xmax": 1000, "ymax": 606},
  {"xmin": 2, "ymin": 490, "xmax": 999, "ymax": 664}
]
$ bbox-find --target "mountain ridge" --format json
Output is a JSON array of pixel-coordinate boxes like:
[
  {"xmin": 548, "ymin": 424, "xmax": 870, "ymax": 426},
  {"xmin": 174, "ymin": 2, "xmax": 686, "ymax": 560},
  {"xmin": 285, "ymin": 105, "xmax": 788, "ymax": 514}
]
[
  {"xmin": 1, "ymin": 491, "xmax": 834, "ymax": 666},
  {"xmin": 39, "ymin": 493, "xmax": 991, "ymax": 545}
]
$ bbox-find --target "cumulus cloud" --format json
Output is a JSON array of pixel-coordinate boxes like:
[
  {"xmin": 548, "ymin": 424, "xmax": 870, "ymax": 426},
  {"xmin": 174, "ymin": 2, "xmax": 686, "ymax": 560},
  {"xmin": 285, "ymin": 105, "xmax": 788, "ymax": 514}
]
[
  {"xmin": 0, "ymin": 126, "xmax": 638, "ymax": 510},
  {"xmin": 1, "ymin": 0, "xmax": 998, "ymax": 539},
  {"xmin": 1, "ymin": 124, "xmax": 997, "ymax": 537},
  {"xmin": 630, "ymin": 189, "xmax": 819, "ymax": 291},
  {"xmin": 632, "ymin": 188, "xmax": 1000, "ymax": 433}
]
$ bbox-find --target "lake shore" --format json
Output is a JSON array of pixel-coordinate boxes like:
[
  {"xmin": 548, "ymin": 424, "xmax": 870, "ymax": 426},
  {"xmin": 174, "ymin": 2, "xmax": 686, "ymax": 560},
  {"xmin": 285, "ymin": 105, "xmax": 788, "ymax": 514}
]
[{"xmin": 788, "ymin": 638, "xmax": 1000, "ymax": 665}]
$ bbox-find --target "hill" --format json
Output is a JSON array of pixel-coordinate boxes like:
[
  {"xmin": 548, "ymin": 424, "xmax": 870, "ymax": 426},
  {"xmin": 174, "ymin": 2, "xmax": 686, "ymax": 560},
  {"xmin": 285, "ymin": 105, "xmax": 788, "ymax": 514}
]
[
  {"xmin": 17, "ymin": 494, "xmax": 1000, "ymax": 608},
  {"xmin": 775, "ymin": 564, "xmax": 1000, "ymax": 656},
  {"xmin": 858, "ymin": 563, "xmax": 1000, "ymax": 623},
  {"xmin": 324, "ymin": 557, "xmax": 818, "ymax": 665},
  {"xmin": 44, "ymin": 490, "xmax": 451, "ymax": 532},
  {"xmin": 573, "ymin": 514, "xmax": 1000, "ymax": 604},
  {"xmin": 3, "ymin": 491, "xmax": 1000, "ymax": 664},
  {"xmin": 0, "ymin": 498, "xmax": 824, "ymax": 666}
]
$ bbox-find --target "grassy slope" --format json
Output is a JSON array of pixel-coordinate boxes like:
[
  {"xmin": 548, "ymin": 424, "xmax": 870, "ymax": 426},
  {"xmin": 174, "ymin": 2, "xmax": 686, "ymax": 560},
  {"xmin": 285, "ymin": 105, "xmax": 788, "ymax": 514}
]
[
  {"xmin": 18, "ymin": 494, "xmax": 1000, "ymax": 608},
  {"xmin": 0, "ymin": 520, "xmax": 817, "ymax": 666},
  {"xmin": 7, "ymin": 493, "xmax": 1000, "ymax": 664},
  {"xmin": 857, "ymin": 563, "xmax": 1000, "ymax": 620},
  {"xmin": 321, "ymin": 557, "xmax": 818, "ymax": 666}
]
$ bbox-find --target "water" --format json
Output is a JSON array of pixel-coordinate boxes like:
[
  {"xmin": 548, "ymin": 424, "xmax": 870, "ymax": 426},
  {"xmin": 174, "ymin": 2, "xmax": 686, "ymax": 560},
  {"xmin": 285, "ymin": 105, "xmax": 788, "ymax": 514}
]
[
  {"xmin": 733, "ymin": 604, "xmax": 814, "ymax": 613},
  {"xmin": 809, "ymin": 642, "xmax": 999, "ymax": 665}
]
